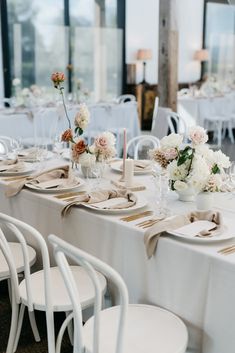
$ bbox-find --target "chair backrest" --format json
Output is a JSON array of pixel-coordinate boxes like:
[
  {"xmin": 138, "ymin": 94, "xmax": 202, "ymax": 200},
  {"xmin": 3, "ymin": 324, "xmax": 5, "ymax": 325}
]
[
  {"xmin": 0, "ymin": 212, "xmax": 55, "ymax": 353},
  {"xmin": 0, "ymin": 138, "xmax": 9, "ymax": 155},
  {"xmin": 116, "ymin": 94, "xmax": 136, "ymax": 104},
  {"xmin": 167, "ymin": 112, "xmax": 188, "ymax": 137},
  {"xmin": 32, "ymin": 107, "xmax": 59, "ymax": 147},
  {"xmin": 49, "ymin": 234, "xmax": 129, "ymax": 353},
  {"xmin": 127, "ymin": 135, "xmax": 160, "ymax": 160},
  {"xmin": 151, "ymin": 106, "xmax": 171, "ymax": 139}
]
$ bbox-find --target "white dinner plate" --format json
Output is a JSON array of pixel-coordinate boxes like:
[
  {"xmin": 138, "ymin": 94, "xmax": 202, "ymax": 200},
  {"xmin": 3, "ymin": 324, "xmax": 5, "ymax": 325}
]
[
  {"xmin": 111, "ymin": 160, "xmax": 152, "ymax": 175},
  {"xmin": 81, "ymin": 194, "xmax": 148, "ymax": 214},
  {"xmin": 168, "ymin": 217, "xmax": 234, "ymax": 243},
  {"xmin": 0, "ymin": 162, "xmax": 35, "ymax": 176},
  {"xmin": 25, "ymin": 177, "xmax": 85, "ymax": 194}
]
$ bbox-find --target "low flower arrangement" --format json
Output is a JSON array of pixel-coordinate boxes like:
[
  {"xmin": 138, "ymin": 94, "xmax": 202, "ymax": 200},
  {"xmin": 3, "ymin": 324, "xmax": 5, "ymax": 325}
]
[
  {"xmin": 150, "ymin": 126, "xmax": 230, "ymax": 194},
  {"xmin": 51, "ymin": 71, "xmax": 116, "ymax": 166}
]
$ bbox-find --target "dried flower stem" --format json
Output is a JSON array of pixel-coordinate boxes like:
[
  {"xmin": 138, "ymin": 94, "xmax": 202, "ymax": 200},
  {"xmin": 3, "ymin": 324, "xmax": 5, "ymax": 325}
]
[{"xmin": 59, "ymin": 86, "xmax": 71, "ymax": 129}]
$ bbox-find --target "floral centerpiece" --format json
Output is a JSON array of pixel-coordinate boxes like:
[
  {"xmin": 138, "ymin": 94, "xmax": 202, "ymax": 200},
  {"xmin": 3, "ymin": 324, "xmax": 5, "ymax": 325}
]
[
  {"xmin": 51, "ymin": 71, "xmax": 116, "ymax": 174},
  {"xmin": 150, "ymin": 126, "xmax": 230, "ymax": 201}
]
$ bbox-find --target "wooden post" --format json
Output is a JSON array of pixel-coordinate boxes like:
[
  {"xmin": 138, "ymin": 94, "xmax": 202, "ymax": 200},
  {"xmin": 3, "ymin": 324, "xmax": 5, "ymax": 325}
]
[{"xmin": 158, "ymin": 0, "xmax": 178, "ymax": 112}]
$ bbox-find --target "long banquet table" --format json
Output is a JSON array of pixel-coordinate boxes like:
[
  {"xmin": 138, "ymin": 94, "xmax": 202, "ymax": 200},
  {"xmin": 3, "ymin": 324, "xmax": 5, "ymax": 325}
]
[
  {"xmin": 0, "ymin": 102, "xmax": 140, "ymax": 147},
  {"xmin": 0, "ymin": 158, "xmax": 235, "ymax": 353},
  {"xmin": 177, "ymin": 92, "xmax": 235, "ymax": 128}
]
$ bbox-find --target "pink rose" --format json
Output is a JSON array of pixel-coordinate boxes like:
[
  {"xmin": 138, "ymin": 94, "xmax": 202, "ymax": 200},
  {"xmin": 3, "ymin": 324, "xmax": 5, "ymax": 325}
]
[
  {"xmin": 51, "ymin": 72, "xmax": 65, "ymax": 88},
  {"xmin": 95, "ymin": 136, "xmax": 109, "ymax": 150},
  {"xmin": 189, "ymin": 126, "xmax": 208, "ymax": 145},
  {"xmin": 163, "ymin": 148, "xmax": 178, "ymax": 160}
]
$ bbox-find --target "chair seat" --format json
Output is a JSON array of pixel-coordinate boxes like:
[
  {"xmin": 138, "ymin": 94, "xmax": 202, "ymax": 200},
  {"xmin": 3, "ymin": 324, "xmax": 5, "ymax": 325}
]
[
  {"xmin": 83, "ymin": 304, "xmax": 188, "ymax": 353},
  {"xmin": 19, "ymin": 266, "xmax": 107, "ymax": 311},
  {"xmin": 205, "ymin": 115, "xmax": 230, "ymax": 122},
  {"xmin": 0, "ymin": 242, "xmax": 36, "ymax": 279}
]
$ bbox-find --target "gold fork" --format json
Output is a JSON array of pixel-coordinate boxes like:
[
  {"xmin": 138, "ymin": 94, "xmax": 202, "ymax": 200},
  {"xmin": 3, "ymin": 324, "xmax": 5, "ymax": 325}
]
[
  {"xmin": 218, "ymin": 244, "xmax": 235, "ymax": 255},
  {"xmin": 120, "ymin": 210, "xmax": 153, "ymax": 222}
]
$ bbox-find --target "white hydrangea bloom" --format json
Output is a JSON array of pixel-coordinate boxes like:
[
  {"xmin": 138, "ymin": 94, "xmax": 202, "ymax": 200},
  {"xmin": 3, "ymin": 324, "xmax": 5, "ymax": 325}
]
[
  {"xmin": 167, "ymin": 160, "xmax": 188, "ymax": 181},
  {"xmin": 161, "ymin": 133, "xmax": 183, "ymax": 149}
]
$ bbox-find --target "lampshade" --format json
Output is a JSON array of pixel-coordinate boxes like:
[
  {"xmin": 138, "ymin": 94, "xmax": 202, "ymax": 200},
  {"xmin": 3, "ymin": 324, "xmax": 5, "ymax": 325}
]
[
  {"xmin": 194, "ymin": 49, "xmax": 209, "ymax": 62},
  {"xmin": 137, "ymin": 49, "xmax": 152, "ymax": 61}
]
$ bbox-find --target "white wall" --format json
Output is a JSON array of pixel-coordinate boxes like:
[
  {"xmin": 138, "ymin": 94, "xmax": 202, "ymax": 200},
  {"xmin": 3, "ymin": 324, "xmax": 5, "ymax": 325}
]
[{"xmin": 126, "ymin": 0, "xmax": 204, "ymax": 84}]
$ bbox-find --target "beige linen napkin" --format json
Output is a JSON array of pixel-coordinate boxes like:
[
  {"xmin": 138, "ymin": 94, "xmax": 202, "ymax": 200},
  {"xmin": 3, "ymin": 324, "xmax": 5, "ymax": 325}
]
[
  {"xmin": 133, "ymin": 160, "xmax": 151, "ymax": 171},
  {"xmin": 120, "ymin": 160, "xmax": 151, "ymax": 172},
  {"xmin": 144, "ymin": 210, "xmax": 222, "ymax": 259},
  {"xmin": 18, "ymin": 148, "xmax": 40, "ymax": 161},
  {"xmin": 111, "ymin": 180, "xmax": 146, "ymax": 191},
  {"xmin": 5, "ymin": 165, "xmax": 70, "ymax": 197},
  {"xmin": 62, "ymin": 189, "xmax": 137, "ymax": 216},
  {"xmin": 0, "ymin": 159, "xmax": 26, "ymax": 172}
]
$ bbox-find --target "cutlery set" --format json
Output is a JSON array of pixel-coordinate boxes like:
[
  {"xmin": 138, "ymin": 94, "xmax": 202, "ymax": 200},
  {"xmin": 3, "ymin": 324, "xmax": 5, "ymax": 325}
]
[
  {"xmin": 120, "ymin": 211, "xmax": 163, "ymax": 228},
  {"xmin": 218, "ymin": 244, "xmax": 235, "ymax": 255}
]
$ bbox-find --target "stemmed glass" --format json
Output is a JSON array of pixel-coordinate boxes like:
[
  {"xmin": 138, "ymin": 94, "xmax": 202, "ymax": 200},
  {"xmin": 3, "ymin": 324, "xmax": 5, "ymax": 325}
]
[
  {"xmin": 10, "ymin": 138, "xmax": 23, "ymax": 159},
  {"xmin": 228, "ymin": 161, "xmax": 235, "ymax": 188},
  {"xmin": 152, "ymin": 163, "xmax": 170, "ymax": 217}
]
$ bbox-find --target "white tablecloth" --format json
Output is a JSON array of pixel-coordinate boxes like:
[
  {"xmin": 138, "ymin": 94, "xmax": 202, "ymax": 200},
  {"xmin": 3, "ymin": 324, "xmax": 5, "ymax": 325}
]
[
  {"xmin": 0, "ymin": 160, "xmax": 235, "ymax": 353},
  {"xmin": 178, "ymin": 92, "xmax": 235, "ymax": 128}
]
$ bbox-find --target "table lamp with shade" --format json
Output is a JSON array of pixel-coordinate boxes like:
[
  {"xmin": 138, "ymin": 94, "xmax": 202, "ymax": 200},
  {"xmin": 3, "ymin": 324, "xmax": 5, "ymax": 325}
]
[
  {"xmin": 194, "ymin": 49, "xmax": 209, "ymax": 62},
  {"xmin": 137, "ymin": 49, "xmax": 152, "ymax": 84},
  {"xmin": 194, "ymin": 49, "xmax": 209, "ymax": 80}
]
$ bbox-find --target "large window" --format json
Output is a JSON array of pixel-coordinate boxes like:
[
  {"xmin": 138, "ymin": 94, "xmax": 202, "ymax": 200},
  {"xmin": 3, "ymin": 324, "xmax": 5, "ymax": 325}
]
[
  {"xmin": 1, "ymin": 0, "xmax": 124, "ymax": 101},
  {"xmin": 204, "ymin": 1, "xmax": 235, "ymax": 81}
]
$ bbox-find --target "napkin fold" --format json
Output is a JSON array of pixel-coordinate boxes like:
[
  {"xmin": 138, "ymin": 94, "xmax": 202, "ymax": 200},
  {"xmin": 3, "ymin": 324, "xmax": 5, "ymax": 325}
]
[
  {"xmin": 111, "ymin": 180, "xmax": 146, "ymax": 192},
  {"xmin": 62, "ymin": 189, "xmax": 137, "ymax": 216},
  {"xmin": 133, "ymin": 160, "xmax": 151, "ymax": 171},
  {"xmin": 144, "ymin": 210, "xmax": 222, "ymax": 259},
  {"xmin": 0, "ymin": 159, "xmax": 26, "ymax": 172},
  {"xmin": 5, "ymin": 165, "xmax": 70, "ymax": 197},
  {"xmin": 18, "ymin": 148, "xmax": 48, "ymax": 162},
  {"xmin": 120, "ymin": 160, "xmax": 151, "ymax": 172}
]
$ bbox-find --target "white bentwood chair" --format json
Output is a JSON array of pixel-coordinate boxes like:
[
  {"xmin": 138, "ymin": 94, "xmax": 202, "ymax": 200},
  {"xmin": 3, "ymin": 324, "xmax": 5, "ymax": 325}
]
[
  {"xmin": 49, "ymin": 234, "xmax": 188, "ymax": 353},
  {"xmin": 151, "ymin": 98, "xmax": 171, "ymax": 139},
  {"xmin": 167, "ymin": 112, "xmax": 188, "ymax": 138},
  {"xmin": 0, "ymin": 212, "xmax": 107, "ymax": 353},
  {"xmin": 127, "ymin": 135, "xmax": 160, "ymax": 159},
  {"xmin": 116, "ymin": 94, "xmax": 136, "ymax": 104}
]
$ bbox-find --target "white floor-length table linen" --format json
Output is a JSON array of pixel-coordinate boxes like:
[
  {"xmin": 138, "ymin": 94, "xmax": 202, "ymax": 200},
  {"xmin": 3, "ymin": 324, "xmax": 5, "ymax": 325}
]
[
  {"xmin": 0, "ymin": 102, "xmax": 140, "ymax": 142},
  {"xmin": 177, "ymin": 92, "xmax": 235, "ymax": 128},
  {"xmin": 0, "ymin": 160, "xmax": 235, "ymax": 353}
]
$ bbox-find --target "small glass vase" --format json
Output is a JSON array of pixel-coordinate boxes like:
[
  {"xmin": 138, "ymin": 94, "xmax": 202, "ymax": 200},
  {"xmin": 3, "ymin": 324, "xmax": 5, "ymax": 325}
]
[
  {"xmin": 175, "ymin": 187, "xmax": 197, "ymax": 202},
  {"xmin": 196, "ymin": 192, "xmax": 214, "ymax": 211},
  {"xmin": 81, "ymin": 162, "xmax": 105, "ymax": 179}
]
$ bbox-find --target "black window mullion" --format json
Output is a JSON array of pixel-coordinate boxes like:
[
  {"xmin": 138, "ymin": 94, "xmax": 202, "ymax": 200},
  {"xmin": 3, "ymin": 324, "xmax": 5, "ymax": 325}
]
[
  {"xmin": 1, "ymin": 0, "xmax": 11, "ymax": 98},
  {"xmin": 117, "ymin": 0, "xmax": 126, "ymax": 93},
  {"xmin": 64, "ymin": 0, "xmax": 72, "ymax": 93}
]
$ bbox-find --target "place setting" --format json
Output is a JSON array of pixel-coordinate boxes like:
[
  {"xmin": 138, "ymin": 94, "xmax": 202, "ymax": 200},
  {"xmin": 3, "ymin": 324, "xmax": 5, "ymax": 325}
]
[
  {"xmin": 4, "ymin": 164, "xmax": 84, "ymax": 196},
  {"xmin": 0, "ymin": 158, "xmax": 35, "ymax": 177}
]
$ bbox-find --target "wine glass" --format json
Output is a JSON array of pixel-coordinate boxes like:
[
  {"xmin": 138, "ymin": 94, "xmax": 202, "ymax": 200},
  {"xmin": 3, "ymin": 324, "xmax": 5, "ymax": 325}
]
[
  {"xmin": 10, "ymin": 138, "xmax": 23, "ymax": 159},
  {"xmin": 152, "ymin": 164, "xmax": 170, "ymax": 217}
]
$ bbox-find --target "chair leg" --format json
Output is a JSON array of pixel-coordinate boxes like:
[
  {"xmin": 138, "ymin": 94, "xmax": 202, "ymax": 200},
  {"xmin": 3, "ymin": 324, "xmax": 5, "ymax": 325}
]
[
  {"xmin": 13, "ymin": 304, "xmax": 25, "ymax": 352},
  {"xmin": 6, "ymin": 297, "xmax": 19, "ymax": 353},
  {"xmin": 66, "ymin": 311, "xmax": 74, "ymax": 345},
  {"xmin": 56, "ymin": 313, "xmax": 74, "ymax": 353},
  {"xmin": 228, "ymin": 121, "xmax": 234, "ymax": 144},
  {"xmin": 7, "ymin": 278, "xmax": 12, "ymax": 305},
  {"xmin": 28, "ymin": 310, "xmax": 41, "ymax": 342},
  {"xmin": 217, "ymin": 121, "xmax": 222, "ymax": 148}
]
